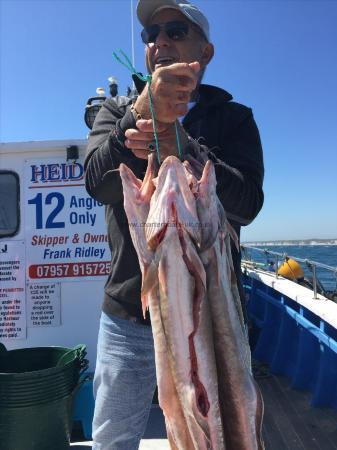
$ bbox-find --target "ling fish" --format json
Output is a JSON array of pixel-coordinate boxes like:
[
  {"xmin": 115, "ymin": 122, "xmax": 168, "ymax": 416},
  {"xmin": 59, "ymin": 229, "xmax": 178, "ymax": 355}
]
[{"xmin": 119, "ymin": 155, "xmax": 264, "ymax": 449}]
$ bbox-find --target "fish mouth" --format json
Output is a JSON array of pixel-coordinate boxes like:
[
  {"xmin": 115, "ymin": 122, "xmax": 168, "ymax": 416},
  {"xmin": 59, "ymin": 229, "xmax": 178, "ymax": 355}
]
[{"xmin": 147, "ymin": 196, "xmax": 179, "ymax": 250}]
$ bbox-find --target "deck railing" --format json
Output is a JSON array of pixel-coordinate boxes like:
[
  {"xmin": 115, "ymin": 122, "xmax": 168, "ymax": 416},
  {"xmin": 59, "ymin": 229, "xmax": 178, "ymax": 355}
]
[{"xmin": 241, "ymin": 245, "xmax": 337, "ymax": 301}]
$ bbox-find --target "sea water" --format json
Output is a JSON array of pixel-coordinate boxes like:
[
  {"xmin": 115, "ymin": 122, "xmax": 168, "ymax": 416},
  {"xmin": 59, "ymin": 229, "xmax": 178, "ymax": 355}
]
[{"xmin": 243, "ymin": 245, "xmax": 337, "ymax": 293}]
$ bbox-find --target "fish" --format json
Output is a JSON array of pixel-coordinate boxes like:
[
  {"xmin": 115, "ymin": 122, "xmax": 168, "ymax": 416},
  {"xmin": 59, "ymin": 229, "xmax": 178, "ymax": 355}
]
[
  {"xmin": 119, "ymin": 154, "xmax": 264, "ymax": 449},
  {"xmin": 119, "ymin": 153, "xmax": 157, "ymax": 315},
  {"xmin": 120, "ymin": 155, "xmax": 196, "ymax": 449},
  {"xmin": 194, "ymin": 159, "xmax": 264, "ymax": 450},
  {"xmin": 145, "ymin": 157, "xmax": 225, "ymax": 449}
]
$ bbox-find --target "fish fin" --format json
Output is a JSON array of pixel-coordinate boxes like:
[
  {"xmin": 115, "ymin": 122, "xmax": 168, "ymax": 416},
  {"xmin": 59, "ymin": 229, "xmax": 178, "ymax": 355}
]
[
  {"xmin": 215, "ymin": 247, "xmax": 222, "ymax": 286},
  {"xmin": 141, "ymin": 261, "xmax": 158, "ymax": 299},
  {"xmin": 198, "ymin": 159, "xmax": 215, "ymax": 186},
  {"xmin": 183, "ymin": 161, "xmax": 198, "ymax": 193},
  {"xmin": 140, "ymin": 153, "xmax": 159, "ymax": 199},
  {"xmin": 141, "ymin": 295, "xmax": 148, "ymax": 320},
  {"xmin": 226, "ymin": 219, "xmax": 239, "ymax": 252}
]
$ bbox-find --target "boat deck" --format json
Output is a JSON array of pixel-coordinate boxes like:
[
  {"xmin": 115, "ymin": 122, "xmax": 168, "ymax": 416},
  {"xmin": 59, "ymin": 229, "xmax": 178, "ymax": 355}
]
[
  {"xmin": 258, "ymin": 368, "xmax": 337, "ymax": 450},
  {"xmin": 70, "ymin": 366, "xmax": 337, "ymax": 450}
]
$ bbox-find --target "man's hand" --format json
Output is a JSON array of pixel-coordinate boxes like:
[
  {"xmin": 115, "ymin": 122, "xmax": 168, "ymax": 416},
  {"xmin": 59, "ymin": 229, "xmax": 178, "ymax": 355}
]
[
  {"xmin": 125, "ymin": 119, "xmax": 189, "ymax": 160},
  {"xmin": 134, "ymin": 62, "xmax": 200, "ymax": 124}
]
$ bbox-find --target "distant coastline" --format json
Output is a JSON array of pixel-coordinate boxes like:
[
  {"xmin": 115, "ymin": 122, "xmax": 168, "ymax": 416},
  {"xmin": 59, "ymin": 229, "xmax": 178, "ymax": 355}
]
[{"xmin": 243, "ymin": 239, "xmax": 337, "ymax": 246}]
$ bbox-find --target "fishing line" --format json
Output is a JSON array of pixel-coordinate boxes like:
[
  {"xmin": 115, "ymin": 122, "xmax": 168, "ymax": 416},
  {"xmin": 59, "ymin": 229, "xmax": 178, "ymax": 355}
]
[{"xmin": 112, "ymin": 49, "xmax": 183, "ymax": 164}]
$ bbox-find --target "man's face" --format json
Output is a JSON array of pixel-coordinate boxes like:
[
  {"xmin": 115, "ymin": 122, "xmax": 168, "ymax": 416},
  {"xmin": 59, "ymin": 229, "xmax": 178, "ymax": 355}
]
[{"xmin": 145, "ymin": 9, "xmax": 212, "ymax": 73}]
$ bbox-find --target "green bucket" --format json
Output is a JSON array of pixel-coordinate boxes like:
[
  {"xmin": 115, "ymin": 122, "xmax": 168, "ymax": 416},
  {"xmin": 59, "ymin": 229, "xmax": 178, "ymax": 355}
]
[{"xmin": 0, "ymin": 343, "xmax": 88, "ymax": 450}]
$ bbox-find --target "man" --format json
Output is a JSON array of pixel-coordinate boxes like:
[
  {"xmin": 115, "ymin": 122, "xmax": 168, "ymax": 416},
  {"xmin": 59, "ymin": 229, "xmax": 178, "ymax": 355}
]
[{"xmin": 85, "ymin": 1, "xmax": 264, "ymax": 448}]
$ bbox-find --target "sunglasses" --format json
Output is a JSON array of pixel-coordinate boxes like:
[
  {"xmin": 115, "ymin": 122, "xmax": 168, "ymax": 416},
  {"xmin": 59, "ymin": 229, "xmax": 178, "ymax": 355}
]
[{"xmin": 141, "ymin": 20, "xmax": 190, "ymax": 45}]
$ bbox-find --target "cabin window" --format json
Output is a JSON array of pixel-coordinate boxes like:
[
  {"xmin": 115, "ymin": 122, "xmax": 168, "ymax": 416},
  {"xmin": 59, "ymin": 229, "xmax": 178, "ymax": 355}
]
[{"xmin": 0, "ymin": 171, "xmax": 20, "ymax": 237}]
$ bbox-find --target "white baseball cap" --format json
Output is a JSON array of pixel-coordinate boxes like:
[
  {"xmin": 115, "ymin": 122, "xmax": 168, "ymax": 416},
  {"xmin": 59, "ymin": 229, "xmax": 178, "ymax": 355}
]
[{"xmin": 137, "ymin": 0, "xmax": 210, "ymax": 41}]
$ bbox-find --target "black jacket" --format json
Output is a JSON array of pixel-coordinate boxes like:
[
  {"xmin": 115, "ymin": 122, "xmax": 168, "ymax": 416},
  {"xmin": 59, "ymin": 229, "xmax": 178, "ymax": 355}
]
[{"xmin": 85, "ymin": 84, "xmax": 264, "ymax": 324}]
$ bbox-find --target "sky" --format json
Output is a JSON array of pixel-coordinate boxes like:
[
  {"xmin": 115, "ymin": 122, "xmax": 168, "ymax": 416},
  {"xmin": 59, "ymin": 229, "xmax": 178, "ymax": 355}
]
[{"xmin": 1, "ymin": 0, "xmax": 337, "ymax": 242}]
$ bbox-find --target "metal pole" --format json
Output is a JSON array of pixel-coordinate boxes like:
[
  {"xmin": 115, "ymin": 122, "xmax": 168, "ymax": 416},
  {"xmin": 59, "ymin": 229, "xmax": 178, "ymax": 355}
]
[
  {"xmin": 312, "ymin": 264, "xmax": 318, "ymax": 299},
  {"xmin": 130, "ymin": 0, "xmax": 136, "ymax": 89}
]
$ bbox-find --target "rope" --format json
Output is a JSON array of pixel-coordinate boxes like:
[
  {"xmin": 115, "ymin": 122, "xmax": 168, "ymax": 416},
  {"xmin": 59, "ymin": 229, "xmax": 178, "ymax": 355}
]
[{"xmin": 112, "ymin": 49, "xmax": 183, "ymax": 163}]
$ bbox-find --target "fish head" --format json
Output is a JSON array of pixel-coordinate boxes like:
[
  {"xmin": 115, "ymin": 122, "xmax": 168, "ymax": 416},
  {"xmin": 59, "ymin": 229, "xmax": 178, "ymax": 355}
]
[
  {"xmin": 196, "ymin": 160, "xmax": 220, "ymax": 251},
  {"xmin": 119, "ymin": 156, "xmax": 159, "ymax": 316},
  {"xmin": 119, "ymin": 163, "xmax": 143, "ymax": 206},
  {"xmin": 145, "ymin": 156, "xmax": 201, "ymax": 250},
  {"xmin": 119, "ymin": 154, "xmax": 158, "ymax": 222}
]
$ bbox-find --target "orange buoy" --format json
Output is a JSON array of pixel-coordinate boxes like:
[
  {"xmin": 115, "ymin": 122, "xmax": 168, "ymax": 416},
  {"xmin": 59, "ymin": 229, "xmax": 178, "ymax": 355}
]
[{"xmin": 277, "ymin": 258, "xmax": 304, "ymax": 281}]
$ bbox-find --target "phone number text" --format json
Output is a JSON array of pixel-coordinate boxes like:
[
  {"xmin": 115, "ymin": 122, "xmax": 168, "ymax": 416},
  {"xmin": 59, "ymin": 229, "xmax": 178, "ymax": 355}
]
[{"xmin": 29, "ymin": 262, "xmax": 111, "ymax": 278}]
